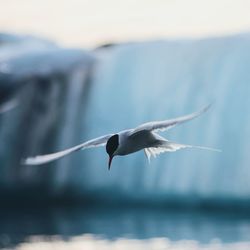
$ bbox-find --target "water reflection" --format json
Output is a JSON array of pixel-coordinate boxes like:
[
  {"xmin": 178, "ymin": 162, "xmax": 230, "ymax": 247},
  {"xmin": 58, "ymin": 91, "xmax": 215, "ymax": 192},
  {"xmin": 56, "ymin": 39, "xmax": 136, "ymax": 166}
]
[
  {"xmin": 15, "ymin": 235, "xmax": 250, "ymax": 250},
  {"xmin": 0, "ymin": 206, "xmax": 250, "ymax": 249}
]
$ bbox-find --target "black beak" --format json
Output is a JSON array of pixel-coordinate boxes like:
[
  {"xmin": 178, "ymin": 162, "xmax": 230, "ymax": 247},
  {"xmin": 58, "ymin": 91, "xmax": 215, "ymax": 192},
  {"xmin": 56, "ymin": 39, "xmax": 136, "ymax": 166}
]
[{"xmin": 108, "ymin": 155, "xmax": 113, "ymax": 170}]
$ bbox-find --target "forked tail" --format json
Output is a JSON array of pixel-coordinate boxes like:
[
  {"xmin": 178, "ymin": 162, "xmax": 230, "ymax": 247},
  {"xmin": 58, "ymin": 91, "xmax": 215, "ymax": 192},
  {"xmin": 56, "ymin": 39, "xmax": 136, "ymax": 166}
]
[{"xmin": 144, "ymin": 140, "xmax": 221, "ymax": 162}]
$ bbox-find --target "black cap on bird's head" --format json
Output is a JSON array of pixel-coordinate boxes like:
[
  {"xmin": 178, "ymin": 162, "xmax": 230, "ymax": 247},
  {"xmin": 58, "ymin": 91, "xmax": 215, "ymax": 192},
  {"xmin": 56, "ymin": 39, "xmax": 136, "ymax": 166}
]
[{"xmin": 106, "ymin": 134, "xmax": 119, "ymax": 170}]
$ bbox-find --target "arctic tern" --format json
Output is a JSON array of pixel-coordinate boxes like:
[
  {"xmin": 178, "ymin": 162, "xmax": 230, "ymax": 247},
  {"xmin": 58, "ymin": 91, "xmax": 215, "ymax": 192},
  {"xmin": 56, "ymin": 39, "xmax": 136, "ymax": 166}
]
[{"xmin": 22, "ymin": 104, "xmax": 220, "ymax": 169}]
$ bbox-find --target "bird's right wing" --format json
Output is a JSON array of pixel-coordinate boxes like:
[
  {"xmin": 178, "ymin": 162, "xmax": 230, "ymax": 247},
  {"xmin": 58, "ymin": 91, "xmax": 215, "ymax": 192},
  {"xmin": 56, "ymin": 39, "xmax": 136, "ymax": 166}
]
[
  {"xmin": 130, "ymin": 104, "xmax": 211, "ymax": 136},
  {"xmin": 22, "ymin": 134, "xmax": 114, "ymax": 165}
]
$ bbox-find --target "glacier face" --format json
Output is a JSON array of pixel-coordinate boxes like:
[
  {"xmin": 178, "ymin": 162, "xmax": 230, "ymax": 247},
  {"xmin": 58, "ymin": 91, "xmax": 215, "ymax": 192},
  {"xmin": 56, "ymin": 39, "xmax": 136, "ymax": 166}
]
[
  {"xmin": 79, "ymin": 35, "xmax": 250, "ymax": 204},
  {"xmin": 0, "ymin": 34, "xmax": 94, "ymax": 196},
  {"xmin": 1, "ymin": 33, "xmax": 250, "ymax": 206}
]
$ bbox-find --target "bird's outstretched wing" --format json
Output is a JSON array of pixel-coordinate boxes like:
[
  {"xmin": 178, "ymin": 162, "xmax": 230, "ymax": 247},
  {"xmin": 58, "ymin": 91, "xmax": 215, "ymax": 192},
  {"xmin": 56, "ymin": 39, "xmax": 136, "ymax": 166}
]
[
  {"xmin": 22, "ymin": 134, "xmax": 113, "ymax": 165},
  {"xmin": 130, "ymin": 104, "xmax": 211, "ymax": 136}
]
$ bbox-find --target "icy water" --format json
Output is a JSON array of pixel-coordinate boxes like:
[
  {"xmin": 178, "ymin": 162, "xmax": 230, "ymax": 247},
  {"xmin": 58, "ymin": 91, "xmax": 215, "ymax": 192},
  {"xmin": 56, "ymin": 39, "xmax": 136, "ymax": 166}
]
[{"xmin": 1, "ymin": 206, "xmax": 250, "ymax": 250}]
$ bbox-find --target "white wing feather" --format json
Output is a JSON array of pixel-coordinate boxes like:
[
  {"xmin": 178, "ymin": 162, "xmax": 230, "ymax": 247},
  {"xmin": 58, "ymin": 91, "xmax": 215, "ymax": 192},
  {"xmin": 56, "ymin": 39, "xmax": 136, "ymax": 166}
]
[
  {"xmin": 131, "ymin": 104, "xmax": 211, "ymax": 135},
  {"xmin": 22, "ymin": 134, "xmax": 113, "ymax": 165}
]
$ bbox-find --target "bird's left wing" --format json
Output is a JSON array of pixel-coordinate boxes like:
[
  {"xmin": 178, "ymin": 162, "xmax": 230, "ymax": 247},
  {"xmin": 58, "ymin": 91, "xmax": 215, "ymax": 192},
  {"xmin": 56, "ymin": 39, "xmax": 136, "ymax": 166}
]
[
  {"xmin": 22, "ymin": 134, "xmax": 114, "ymax": 165},
  {"xmin": 130, "ymin": 104, "xmax": 211, "ymax": 136}
]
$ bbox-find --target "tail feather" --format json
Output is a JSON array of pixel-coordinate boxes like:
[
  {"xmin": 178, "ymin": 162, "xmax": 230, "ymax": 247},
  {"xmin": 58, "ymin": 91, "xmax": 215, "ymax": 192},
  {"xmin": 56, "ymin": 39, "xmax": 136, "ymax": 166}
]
[
  {"xmin": 166, "ymin": 141, "xmax": 221, "ymax": 153},
  {"xmin": 144, "ymin": 140, "xmax": 221, "ymax": 163}
]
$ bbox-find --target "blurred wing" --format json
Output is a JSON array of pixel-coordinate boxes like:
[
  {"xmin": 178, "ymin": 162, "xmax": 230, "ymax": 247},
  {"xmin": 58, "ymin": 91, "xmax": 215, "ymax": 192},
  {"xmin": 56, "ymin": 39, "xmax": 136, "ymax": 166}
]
[
  {"xmin": 0, "ymin": 98, "xmax": 19, "ymax": 114},
  {"xmin": 22, "ymin": 134, "xmax": 113, "ymax": 165},
  {"xmin": 131, "ymin": 104, "xmax": 211, "ymax": 135}
]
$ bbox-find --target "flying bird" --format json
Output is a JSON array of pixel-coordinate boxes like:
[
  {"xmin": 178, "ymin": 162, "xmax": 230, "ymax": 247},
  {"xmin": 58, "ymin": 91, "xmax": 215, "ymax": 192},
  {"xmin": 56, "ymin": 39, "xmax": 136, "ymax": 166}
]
[
  {"xmin": 0, "ymin": 98, "xmax": 19, "ymax": 114},
  {"xmin": 22, "ymin": 105, "xmax": 220, "ymax": 169}
]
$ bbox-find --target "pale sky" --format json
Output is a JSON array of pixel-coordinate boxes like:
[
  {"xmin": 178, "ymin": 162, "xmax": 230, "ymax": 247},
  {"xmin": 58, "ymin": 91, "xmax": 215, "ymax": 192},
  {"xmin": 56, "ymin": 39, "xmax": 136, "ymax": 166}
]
[{"xmin": 0, "ymin": 0, "xmax": 250, "ymax": 48}]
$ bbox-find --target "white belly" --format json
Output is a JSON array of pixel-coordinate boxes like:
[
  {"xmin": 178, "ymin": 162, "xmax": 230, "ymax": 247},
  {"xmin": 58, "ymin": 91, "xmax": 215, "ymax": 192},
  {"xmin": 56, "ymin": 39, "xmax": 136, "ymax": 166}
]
[{"xmin": 115, "ymin": 130, "xmax": 162, "ymax": 156}]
